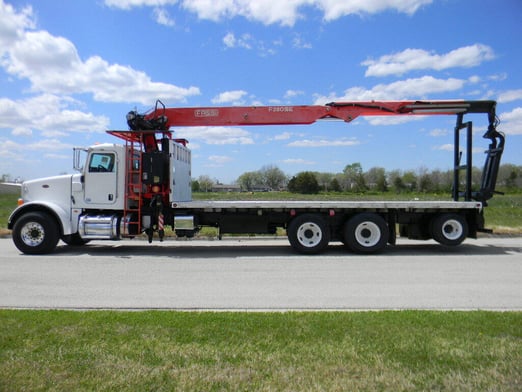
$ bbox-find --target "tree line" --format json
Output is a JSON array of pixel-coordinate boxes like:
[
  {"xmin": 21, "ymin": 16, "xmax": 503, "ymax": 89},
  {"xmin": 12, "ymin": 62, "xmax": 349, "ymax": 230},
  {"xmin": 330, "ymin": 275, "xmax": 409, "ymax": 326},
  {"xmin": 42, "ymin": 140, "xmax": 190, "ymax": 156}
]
[{"xmin": 192, "ymin": 163, "xmax": 522, "ymax": 194}]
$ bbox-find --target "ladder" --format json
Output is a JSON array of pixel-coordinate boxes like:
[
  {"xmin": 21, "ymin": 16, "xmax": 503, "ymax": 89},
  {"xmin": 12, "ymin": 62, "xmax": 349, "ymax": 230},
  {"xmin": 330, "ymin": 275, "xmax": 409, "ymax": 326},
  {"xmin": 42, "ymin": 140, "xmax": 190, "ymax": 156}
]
[
  {"xmin": 123, "ymin": 134, "xmax": 143, "ymax": 236},
  {"xmin": 106, "ymin": 130, "xmax": 173, "ymax": 236}
]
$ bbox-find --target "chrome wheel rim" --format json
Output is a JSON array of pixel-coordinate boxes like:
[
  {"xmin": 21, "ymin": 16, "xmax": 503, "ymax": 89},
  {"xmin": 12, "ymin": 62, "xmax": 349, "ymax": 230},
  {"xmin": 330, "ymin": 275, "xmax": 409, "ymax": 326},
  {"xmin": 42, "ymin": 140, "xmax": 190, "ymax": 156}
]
[{"xmin": 20, "ymin": 221, "xmax": 45, "ymax": 247}]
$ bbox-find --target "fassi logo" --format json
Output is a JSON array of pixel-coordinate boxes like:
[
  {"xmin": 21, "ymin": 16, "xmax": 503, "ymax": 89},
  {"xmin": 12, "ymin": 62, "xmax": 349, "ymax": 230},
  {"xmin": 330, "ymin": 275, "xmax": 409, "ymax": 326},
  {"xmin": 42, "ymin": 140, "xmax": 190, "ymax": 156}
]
[{"xmin": 194, "ymin": 109, "xmax": 219, "ymax": 117}]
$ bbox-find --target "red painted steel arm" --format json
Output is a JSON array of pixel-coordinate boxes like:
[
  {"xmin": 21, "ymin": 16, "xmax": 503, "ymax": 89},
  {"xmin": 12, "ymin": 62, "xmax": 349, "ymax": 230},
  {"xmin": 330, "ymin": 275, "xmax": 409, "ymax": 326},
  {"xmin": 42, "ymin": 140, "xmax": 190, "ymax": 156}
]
[{"xmin": 145, "ymin": 100, "xmax": 494, "ymax": 129}]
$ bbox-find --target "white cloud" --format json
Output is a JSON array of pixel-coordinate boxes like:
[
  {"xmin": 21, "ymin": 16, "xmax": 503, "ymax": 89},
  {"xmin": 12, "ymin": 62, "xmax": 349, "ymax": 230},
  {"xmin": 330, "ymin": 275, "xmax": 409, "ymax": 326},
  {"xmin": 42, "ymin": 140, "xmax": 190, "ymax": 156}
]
[
  {"xmin": 0, "ymin": 1, "xmax": 35, "ymax": 51},
  {"xmin": 283, "ymin": 158, "xmax": 316, "ymax": 165},
  {"xmin": 499, "ymin": 107, "xmax": 522, "ymax": 135},
  {"xmin": 223, "ymin": 32, "xmax": 236, "ymax": 48},
  {"xmin": 434, "ymin": 144, "xmax": 483, "ymax": 154},
  {"xmin": 5, "ymin": 31, "xmax": 200, "ymax": 104},
  {"xmin": 284, "ymin": 90, "xmax": 304, "ymax": 99},
  {"xmin": 44, "ymin": 153, "xmax": 70, "ymax": 160},
  {"xmin": 106, "ymin": 0, "xmax": 432, "ymax": 26},
  {"xmin": 185, "ymin": 0, "xmax": 433, "ymax": 25},
  {"xmin": 223, "ymin": 32, "xmax": 253, "ymax": 49},
  {"xmin": 208, "ymin": 155, "xmax": 233, "ymax": 164},
  {"xmin": 181, "ymin": 0, "xmax": 307, "ymax": 26},
  {"xmin": 430, "ymin": 128, "xmax": 448, "ymax": 137},
  {"xmin": 274, "ymin": 132, "xmax": 292, "ymax": 140},
  {"xmin": 0, "ymin": 95, "xmax": 109, "ymax": 135},
  {"xmin": 433, "ymin": 144, "xmax": 455, "ymax": 152},
  {"xmin": 366, "ymin": 116, "xmax": 425, "ymax": 126},
  {"xmin": 363, "ymin": 44, "xmax": 495, "ymax": 77},
  {"xmin": 316, "ymin": 0, "xmax": 432, "ymax": 20},
  {"xmin": 0, "ymin": 134, "xmax": 75, "ymax": 177},
  {"xmin": 314, "ymin": 76, "xmax": 465, "ymax": 103},
  {"xmin": 0, "ymin": 137, "xmax": 74, "ymax": 153},
  {"xmin": 153, "ymin": 7, "xmax": 175, "ymax": 26},
  {"xmin": 489, "ymin": 73, "xmax": 507, "ymax": 82},
  {"xmin": 41, "ymin": 130, "xmax": 69, "ymax": 138},
  {"xmin": 1, "ymin": 5, "xmax": 199, "ymax": 105},
  {"xmin": 175, "ymin": 126, "xmax": 254, "ymax": 144},
  {"xmin": 211, "ymin": 90, "xmax": 248, "ymax": 105},
  {"xmin": 105, "ymin": 0, "xmax": 178, "ymax": 10},
  {"xmin": 288, "ymin": 138, "xmax": 359, "ymax": 147},
  {"xmin": 11, "ymin": 127, "xmax": 32, "ymax": 136},
  {"xmin": 498, "ymin": 89, "xmax": 522, "ymax": 103},
  {"xmin": 292, "ymin": 34, "xmax": 312, "ymax": 49},
  {"xmin": 222, "ymin": 32, "xmax": 278, "ymax": 56}
]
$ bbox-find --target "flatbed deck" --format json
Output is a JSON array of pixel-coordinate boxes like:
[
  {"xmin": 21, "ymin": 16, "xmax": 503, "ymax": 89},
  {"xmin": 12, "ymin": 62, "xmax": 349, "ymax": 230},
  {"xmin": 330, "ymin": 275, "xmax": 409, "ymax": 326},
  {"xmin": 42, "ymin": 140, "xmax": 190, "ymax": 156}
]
[{"xmin": 171, "ymin": 200, "xmax": 483, "ymax": 211}]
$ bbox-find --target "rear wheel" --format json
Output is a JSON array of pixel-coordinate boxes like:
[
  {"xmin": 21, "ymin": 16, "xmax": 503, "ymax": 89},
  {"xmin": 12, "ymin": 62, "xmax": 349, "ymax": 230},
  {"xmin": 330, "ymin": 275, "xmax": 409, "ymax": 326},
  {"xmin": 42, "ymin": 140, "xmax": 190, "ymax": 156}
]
[
  {"xmin": 12, "ymin": 212, "xmax": 60, "ymax": 254},
  {"xmin": 344, "ymin": 213, "xmax": 389, "ymax": 253},
  {"xmin": 430, "ymin": 213, "xmax": 468, "ymax": 246},
  {"xmin": 287, "ymin": 214, "xmax": 330, "ymax": 254}
]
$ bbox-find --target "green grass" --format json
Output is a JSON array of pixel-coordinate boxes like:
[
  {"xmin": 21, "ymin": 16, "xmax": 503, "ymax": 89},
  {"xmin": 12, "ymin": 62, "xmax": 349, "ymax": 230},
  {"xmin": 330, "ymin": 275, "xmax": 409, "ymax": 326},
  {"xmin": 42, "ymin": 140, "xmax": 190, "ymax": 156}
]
[
  {"xmin": 484, "ymin": 193, "xmax": 522, "ymax": 233},
  {"xmin": 0, "ymin": 193, "xmax": 18, "ymax": 235},
  {"xmin": 0, "ymin": 193, "xmax": 18, "ymax": 218},
  {"xmin": 0, "ymin": 310, "xmax": 520, "ymax": 391}
]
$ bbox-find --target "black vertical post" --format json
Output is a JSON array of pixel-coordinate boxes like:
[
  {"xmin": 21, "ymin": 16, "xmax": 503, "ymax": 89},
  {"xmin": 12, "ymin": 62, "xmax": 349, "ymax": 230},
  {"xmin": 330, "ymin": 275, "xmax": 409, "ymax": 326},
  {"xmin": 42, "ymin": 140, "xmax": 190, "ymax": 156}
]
[
  {"xmin": 465, "ymin": 121, "xmax": 473, "ymax": 201},
  {"xmin": 453, "ymin": 114, "xmax": 463, "ymax": 201}
]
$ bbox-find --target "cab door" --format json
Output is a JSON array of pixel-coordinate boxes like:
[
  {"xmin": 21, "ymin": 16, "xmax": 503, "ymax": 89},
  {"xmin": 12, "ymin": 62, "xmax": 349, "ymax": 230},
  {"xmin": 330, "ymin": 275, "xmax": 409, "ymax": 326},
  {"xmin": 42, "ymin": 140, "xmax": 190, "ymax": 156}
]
[{"xmin": 84, "ymin": 151, "xmax": 118, "ymax": 205}]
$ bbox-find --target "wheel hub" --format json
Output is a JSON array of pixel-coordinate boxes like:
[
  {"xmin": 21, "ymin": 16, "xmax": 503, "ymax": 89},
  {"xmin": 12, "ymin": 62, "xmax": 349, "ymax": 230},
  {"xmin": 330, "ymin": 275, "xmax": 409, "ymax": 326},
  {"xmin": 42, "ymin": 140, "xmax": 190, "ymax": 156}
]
[
  {"xmin": 442, "ymin": 220, "xmax": 462, "ymax": 240},
  {"xmin": 297, "ymin": 222, "xmax": 322, "ymax": 248},
  {"xmin": 20, "ymin": 222, "xmax": 45, "ymax": 247},
  {"xmin": 354, "ymin": 222, "xmax": 381, "ymax": 247}
]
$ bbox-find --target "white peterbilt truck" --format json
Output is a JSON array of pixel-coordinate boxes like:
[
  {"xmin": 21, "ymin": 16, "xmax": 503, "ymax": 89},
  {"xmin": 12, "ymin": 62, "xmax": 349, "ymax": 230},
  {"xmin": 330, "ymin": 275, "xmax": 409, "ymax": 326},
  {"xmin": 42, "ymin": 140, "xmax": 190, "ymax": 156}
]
[{"xmin": 8, "ymin": 100, "xmax": 504, "ymax": 255}]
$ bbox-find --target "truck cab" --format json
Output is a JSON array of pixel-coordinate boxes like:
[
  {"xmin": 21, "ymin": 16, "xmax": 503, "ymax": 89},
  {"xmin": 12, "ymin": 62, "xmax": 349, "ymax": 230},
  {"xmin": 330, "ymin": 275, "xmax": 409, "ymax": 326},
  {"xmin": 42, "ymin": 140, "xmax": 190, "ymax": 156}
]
[
  {"xmin": 8, "ymin": 144, "xmax": 126, "ymax": 253},
  {"xmin": 72, "ymin": 144, "xmax": 126, "ymax": 210}
]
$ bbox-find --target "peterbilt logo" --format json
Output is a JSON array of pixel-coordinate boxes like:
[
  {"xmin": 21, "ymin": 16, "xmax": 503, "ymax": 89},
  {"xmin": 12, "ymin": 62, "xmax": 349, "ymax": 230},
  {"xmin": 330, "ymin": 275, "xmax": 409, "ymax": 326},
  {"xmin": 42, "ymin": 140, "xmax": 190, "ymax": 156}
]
[{"xmin": 194, "ymin": 109, "xmax": 219, "ymax": 117}]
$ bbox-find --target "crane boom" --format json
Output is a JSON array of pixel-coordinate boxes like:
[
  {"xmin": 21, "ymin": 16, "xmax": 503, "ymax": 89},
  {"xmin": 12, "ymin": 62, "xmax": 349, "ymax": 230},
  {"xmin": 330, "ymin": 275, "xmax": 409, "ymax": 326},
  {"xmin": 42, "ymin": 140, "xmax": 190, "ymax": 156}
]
[
  {"xmin": 127, "ymin": 100, "xmax": 497, "ymax": 130},
  {"xmin": 122, "ymin": 99, "xmax": 504, "ymax": 203}
]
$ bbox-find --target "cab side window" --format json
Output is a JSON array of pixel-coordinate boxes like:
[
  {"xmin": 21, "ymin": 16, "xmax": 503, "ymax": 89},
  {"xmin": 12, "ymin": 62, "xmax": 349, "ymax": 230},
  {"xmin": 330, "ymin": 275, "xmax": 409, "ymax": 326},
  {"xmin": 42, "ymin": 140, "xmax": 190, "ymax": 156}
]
[{"xmin": 88, "ymin": 153, "xmax": 115, "ymax": 172}]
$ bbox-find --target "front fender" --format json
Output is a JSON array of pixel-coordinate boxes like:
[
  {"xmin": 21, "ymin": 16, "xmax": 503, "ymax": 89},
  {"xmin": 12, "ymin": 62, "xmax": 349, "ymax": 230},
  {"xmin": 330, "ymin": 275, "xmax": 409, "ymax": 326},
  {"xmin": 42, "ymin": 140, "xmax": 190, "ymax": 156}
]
[{"xmin": 8, "ymin": 201, "xmax": 72, "ymax": 235}]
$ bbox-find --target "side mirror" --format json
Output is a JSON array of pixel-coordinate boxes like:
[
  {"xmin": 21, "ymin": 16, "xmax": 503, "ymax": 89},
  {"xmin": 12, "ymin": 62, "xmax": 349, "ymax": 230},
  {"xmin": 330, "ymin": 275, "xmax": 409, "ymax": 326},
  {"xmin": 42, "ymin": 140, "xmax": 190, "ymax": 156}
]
[{"xmin": 73, "ymin": 148, "xmax": 87, "ymax": 172}]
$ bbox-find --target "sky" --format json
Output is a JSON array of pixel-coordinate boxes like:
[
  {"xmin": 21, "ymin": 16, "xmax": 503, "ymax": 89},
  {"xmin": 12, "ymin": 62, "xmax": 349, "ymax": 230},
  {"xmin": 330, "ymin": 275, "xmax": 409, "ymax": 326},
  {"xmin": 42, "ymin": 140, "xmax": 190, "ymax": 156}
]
[{"xmin": 1, "ymin": 0, "xmax": 521, "ymax": 184}]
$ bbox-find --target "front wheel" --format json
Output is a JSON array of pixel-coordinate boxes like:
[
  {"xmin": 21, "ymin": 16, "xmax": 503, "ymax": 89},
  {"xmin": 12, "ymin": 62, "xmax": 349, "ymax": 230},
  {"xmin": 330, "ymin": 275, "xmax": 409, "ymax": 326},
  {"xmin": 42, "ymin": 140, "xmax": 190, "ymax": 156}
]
[
  {"xmin": 287, "ymin": 214, "xmax": 330, "ymax": 254},
  {"xmin": 430, "ymin": 213, "xmax": 468, "ymax": 246},
  {"xmin": 12, "ymin": 212, "xmax": 60, "ymax": 254},
  {"xmin": 343, "ymin": 213, "xmax": 389, "ymax": 254}
]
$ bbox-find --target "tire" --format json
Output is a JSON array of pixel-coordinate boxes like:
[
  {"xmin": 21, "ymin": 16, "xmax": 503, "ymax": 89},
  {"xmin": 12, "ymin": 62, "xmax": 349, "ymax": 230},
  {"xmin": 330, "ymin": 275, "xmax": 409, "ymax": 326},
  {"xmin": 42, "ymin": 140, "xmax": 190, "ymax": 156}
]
[
  {"xmin": 344, "ymin": 213, "xmax": 389, "ymax": 254},
  {"xmin": 12, "ymin": 212, "xmax": 60, "ymax": 254},
  {"xmin": 430, "ymin": 213, "xmax": 468, "ymax": 246},
  {"xmin": 287, "ymin": 214, "xmax": 330, "ymax": 254}
]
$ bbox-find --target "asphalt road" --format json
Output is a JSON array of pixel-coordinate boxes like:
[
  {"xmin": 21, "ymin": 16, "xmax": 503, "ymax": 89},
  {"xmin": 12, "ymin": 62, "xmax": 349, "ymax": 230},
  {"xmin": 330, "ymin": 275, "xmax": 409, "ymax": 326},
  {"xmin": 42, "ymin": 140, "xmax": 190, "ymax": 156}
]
[{"xmin": 1, "ymin": 237, "xmax": 521, "ymax": 310}]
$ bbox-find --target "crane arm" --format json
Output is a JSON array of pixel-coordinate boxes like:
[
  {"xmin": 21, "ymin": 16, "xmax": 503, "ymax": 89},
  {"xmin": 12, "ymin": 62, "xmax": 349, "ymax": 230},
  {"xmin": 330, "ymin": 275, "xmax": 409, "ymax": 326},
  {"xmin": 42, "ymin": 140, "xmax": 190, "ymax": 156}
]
[
  {"xmin": 121, "ymin": 99, "xmax": 503, "ymax": 203},
  {"xmin": 127, "ymin": 100, "xmax": 497, "ymax": 130}
]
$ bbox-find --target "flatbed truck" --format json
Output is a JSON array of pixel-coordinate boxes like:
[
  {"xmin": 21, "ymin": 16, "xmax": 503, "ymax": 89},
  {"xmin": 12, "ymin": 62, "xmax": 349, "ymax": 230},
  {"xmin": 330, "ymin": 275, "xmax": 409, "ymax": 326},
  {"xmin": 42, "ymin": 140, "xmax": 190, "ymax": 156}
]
[{"xmin": 8, "ymin": 100, "xmax": 505, "ymax": 254}]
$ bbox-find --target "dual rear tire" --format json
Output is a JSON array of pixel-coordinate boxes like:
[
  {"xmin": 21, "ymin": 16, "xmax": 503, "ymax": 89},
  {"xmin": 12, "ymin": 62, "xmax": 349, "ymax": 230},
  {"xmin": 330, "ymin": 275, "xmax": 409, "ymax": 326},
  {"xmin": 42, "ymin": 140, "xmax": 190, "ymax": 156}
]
[
  {"xmin": 287, "ymin": 212, "xmax": 389, "ymax": 254},
  {"xmin": 343, "ymin": 213, "xmax": 389, "ymax": 254},
  {"xmin": 287, "ymin": 214, "xmax": 330, "ymax": 254}
]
